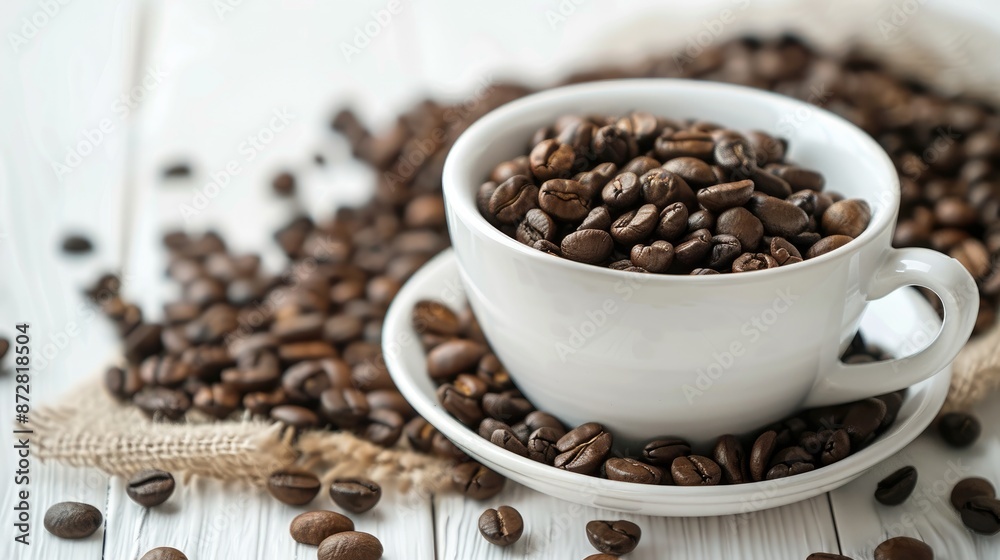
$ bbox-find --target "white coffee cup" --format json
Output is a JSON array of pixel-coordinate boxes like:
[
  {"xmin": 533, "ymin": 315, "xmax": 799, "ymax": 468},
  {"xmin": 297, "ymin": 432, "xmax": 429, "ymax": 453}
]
[{"xmin": 442, "ymin": 80, "xmax": 979, "ymax": 447}]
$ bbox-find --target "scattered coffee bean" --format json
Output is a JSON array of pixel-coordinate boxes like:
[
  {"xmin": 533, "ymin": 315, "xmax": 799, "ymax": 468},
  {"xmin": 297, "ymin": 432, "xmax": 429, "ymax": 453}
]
[
  {"xmin": 873, "ymin": 536, "xmax": 933, "ymax": 560},
  {"xmin": 126, "ymin": 469, "xmax": 175, "ymax": 507},
  {"xmin": 139, "ymin": 547, "xmax": 188, "ymax": 560},
  {"xmin": 62, "ymin": 234, "xmax": 94, "ymax": 254},
  {"xmin": 317, "ymin": 531, "xmax": 383, "ymax": 560},
  {"xmin": 874, "ymin": 466, "xmax": 917, "ymax": 506},
  {"xmin": 289, "ymin": 510, "xmax": 355, "ymax": 545},
  {"xmin": 961, "ymin": 496, "xmax": 1000, "ymax": 535},
  {"xmin": 806, "ymin": 554, "xmax": 852, "ymax": 560},
  {"xmin": 329, "ymin": 478, "xmax": 382, "ymax": 513},
  {"xmin": 951, "ymin": 477, "xmax": 996, "ymax": 510},
  {"xmin": 267, "ymin": 469, "xmax": 321, "ymax": 505},
  {"xmin": 478, "ymin": 505, "xmax": 524, "ymax": 546},
  {"xmin": 604, "ymin": 457, "xmax": 663, "ymax": 485},
  {"xmin": 162, "ymin": 163, "xmax": 191, "ymax": 178},
  {"xmin": 43, "ymin": 502, "xmax": 103, "ymax": 539},
  {"xmin": 585, "ymin": 519, "xmax": 641, "ymax": 556},
  {"xmin": 938, "ymin": 412, "xmax": 981, "ymax": 448},
  {"xmin": 452, "ymin": 462, "xmax": 505, "ymax": 500},
  {"xmin": 272, "ymin": 171, "xmax": 296, "ymax": 196}
]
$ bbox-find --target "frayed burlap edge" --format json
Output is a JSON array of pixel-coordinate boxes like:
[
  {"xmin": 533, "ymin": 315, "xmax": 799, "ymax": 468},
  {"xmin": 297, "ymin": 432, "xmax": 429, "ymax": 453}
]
[
  {"xmin": 31, "ymin": 380, "xmax": 451, "ymax": 494},
  {"xmin": 944, "ymin": 320, "xmax": 1000, "ymax": 413}
]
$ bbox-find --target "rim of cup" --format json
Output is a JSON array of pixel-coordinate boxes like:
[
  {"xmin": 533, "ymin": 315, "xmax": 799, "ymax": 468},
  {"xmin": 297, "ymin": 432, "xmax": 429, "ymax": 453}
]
[{"xmin": 443, "ymin": 79, "xmax": 900, "ymax": 282}]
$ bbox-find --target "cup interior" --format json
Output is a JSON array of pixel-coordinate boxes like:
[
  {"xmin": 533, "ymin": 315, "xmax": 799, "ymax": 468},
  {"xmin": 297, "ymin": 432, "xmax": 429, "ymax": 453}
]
[{"xmin": 443, "ymin": 79, "xmax": 900, "ymax": 278}]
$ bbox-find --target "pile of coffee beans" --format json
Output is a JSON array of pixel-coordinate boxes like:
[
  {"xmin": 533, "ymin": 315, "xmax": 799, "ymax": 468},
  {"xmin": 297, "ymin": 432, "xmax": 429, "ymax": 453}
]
[
  {"xmin": 479, "ymin": 117, "xmax": 871, "ymax": 273},
  {"xmin": 416, "ymin": 297, "xmax": 903, "ymax": 486}
]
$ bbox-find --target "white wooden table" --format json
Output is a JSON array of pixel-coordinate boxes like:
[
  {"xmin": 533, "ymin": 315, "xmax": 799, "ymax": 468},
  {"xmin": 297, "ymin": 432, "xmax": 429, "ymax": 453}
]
[{"xmin": 2, "ymin": 1, "xmax": 999, "ymax": 558}]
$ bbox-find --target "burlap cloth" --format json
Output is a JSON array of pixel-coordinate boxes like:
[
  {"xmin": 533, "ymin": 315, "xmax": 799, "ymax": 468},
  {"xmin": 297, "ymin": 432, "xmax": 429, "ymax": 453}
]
[{"xmin": 31, "ymin": 3, "xmax": 1000, "ymax": 488}]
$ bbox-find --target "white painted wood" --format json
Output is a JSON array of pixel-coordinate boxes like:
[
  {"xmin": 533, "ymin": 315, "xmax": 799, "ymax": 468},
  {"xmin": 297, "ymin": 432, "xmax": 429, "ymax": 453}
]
[
  {"xmin": 831, "ymin": 390, "xmax": 1000, "ymax": 560},
  {"xmin": 435, "ymin": 482, "xmax": 839, "ymax": 560}
]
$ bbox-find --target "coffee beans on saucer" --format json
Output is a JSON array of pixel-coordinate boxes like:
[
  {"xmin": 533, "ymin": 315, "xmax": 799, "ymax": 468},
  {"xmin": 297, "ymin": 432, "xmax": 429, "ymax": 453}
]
[
  {"xmin": 43, "ymin": 502, "xmax": 103, "ymax": 539},
  {"xmin": 416, "ymin": 298, "xmax": 904, "ymax": 488},
  {"xmin": 481, "ymin": 117, "xmax": 870, "ymax": 274}
]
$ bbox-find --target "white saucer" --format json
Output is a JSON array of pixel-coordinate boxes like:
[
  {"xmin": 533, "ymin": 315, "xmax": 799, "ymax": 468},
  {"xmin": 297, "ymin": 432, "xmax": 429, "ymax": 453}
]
[{"xmin": 383, "ymin": 250, "xmax": 952, "ymax": 517}]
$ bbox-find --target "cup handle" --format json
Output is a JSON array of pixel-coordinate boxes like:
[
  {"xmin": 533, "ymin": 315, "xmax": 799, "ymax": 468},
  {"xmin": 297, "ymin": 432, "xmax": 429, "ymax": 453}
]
[{"xmin": 802, "ymin": 247, "xmax": 979, "ymax": 408}]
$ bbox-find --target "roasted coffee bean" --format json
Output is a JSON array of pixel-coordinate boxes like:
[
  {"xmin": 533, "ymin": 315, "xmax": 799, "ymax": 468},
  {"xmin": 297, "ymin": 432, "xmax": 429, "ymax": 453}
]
[
  {"xmin": 621, "ymin": 156, "xmax": 661, "ymax": 177},
  {"xmin": 452, "ymin": 462, "xmax": 505, "ymax": 500},
  {"xmin": 687, "ymin": 209, "xmax": 716, "ymax": 232},
  {"xmin": 579, "ymin": 206, "xmax": 613, "ymax": 232},
  {"xmin": 126, "ymin": 469, "xmax": 175, "ymax": 507},
  {"xmin": 539, "ymin": 179, "xmax": 592, "ymax": 222},
  {"xmin": 530, "ymin": 139, "xmax": 575, "ymax": 181},
  {"xmin": 561, "ymin": 229, "xmax": 614, "ymax": 265},
  {"xmin": 873, "ymin": 536, "xmax": 933, "ymax": 560},
  {"xmin": 697, "ymin": 179, "xmax": 754, "ymax": 212},
  {"xmin": 412, "ymin": 300, "xmax": 461, "ymax": 337},
  {"xmin": 746, "ymin": 193, "xmax": 809, "ymax": 237},
  {"xmin": 875, "ymin": 466, "xmax": 918, "ymax": 505},
  {"xmin": 951, "ymin": 477, "xmax": 996, "ymax": 510},
  {"xmin": 489, "ymin": 175, "xmax": 539, "ymax": 225},
  {"xmin": 105, "ymin": 365, "xmax": 144, "ymax": 400},
  {"xmin": 662, "ymin": 156, "xmax": 715, "ymax": 187},
  {"xmin": 603, "ymin": 457, "xmax": 663, "ymax": 484},
  {"xmin": 124, "ymin": 323, "xmax": 165, "ymax": 365},
  {"xmin": 516, "ymin": 208, "xmax": 556, "ymax": 245},
  {"xmin": 714, "ymin": 136, "xmax": 757, "ymax": 177},
  {"xmin": 602, "ymin": 172, "xmax": 641, "ymax": 209},
  {"xmin": 576, "ymin": 162, "xmax": 619, "ymax": 195},
  {"xmin": 938, "ymin": 412, "xmax": 981, "ymax": 448},
  {"xmin": 366, "ymin": 389, "xmax": 415, "ymax": 419},
  {"xmin": 329, "ymin": 478, "xmax": 382, "ymax": 513},
  {"xmin": 482, "ymin": 392, "xmax": 534, "ymax": 423},
  {"xmin": 766, "ymin": 164, "xmax": 824, "ymax": 191},
  {"xmin": 707, "ymin": 234, "xmax": 741, "ymax": 269},
  {"xmin": 642, "ymin": 437, "xmax": 691, "ymax": 467},
  {"xmin": 0, "ymin": 337, "xmax": 9, "ymax": 363},
  {"xmin": 555, "ymin": 423, "xmax": 613, "ymax": 475},
  {"xmin": 630, "ymin": 240, "xmax": 675, "ymax": 273},
  {"xmin": 271, "ymin": 405, "xmax": 319, "ymax": 430},
  {"xmin": 404, "ymin": 417, "xmax": 437, "ymax": 452},
  {"xmin": 491, "ymin": 156, "xmax": 531, "ymax": 184},
  {"xmin": 732, "ymin": 252, "xmax": 779, "ymax": 272},
  {"xmin": 62, "ymin": 234, "xmax": 94, "ymax": 254},
  {"xmin": 806, "ymin": 554, "xmax": 851, "ymax": 560},
  {"xmin": 655, "ymin": 130, "xmax": 714, "ymax": 161},
  {"xmin": 491, "ymin": 427, "xmax": 529, "ymax": 457},
  {"xmin": 478, "ymin": 505, "xmax": 524, "ymax": 547},
  {"xmin": 524, "ymin": 411, "xmax": 565, "ymax": 436},
  {"xmin": 427, "ymin": 339, "xmax": 487, "ymax": 380},
  {"xmin": 361, "ymin": 408, "xmax": 404, "ymax": 447},
  {"xmin": 282, "ymin": 360, "xmax": 335, "ymax": 401},
  {"xmin": 478, "ymin": 418, "xmax": 512, "ymax": 440},
  {"xmin": 289, "ymin": 510, "xmax": 355, "ymax": 545},
  {"xmin": 640, "ymin": 168, "xmax": 695, "ymax": 209},
  {"xmin": 610, "ymin": 204, "xmax": 659, "ymax": 245},
  {"xmin": 656, "ymin": 202, "xmax": 690, "ymax": 240},
  {"xmin": 820, "ymin": 429, "xmax": 851, "ymax": 466},
  {"xmin": 962, "ymin": 496, "xmax": 1000, "ymax": 535},
  {"xmin": 583, "ymin": 555, "xmax": 621, "ymax": 560},
  {"xmin": 133, "ymin": 387, "xmax": 190, "ymax": 421},
  {"xmin": 748, "ymin": 169, "xmax": 792, "ymax": 198},
  {"xmin": 749, "ymin": 430, "xmax": 777, "ymax": 482},
  {"xmin": 769, "ymin": 446, "xmax": 813, "ymax": 467},
  {"xmin": 765, "ymin": 462, "xmax": 815, "ymax": 479},
  {"xmin": 593, "ymin": 125, "xmax": 636, "ymax": 165},
  {"xmin": 805, "ymin": 235, "xmax": 854, "ymax": 258},
  {"xmin": 317, "ymin": 531, "xmax": 383, "ymax": 560},
  {"xmin": 527, "ymin": 427, "xmax": 562, "ymax": 464},
  {"xmin": 267, "ymin": 469, "xmax": 320, "ymax": 505},
  {"xmin": 139, "ymin": 547, "xmax": 188, "ymax": 560},
  {"xmin": 822, "ymin": 199, "xmax": 871, "ymax": 238},
  {"xmin": 320, "ymin": 388, "xmax": 369, "ymax": 428},
  {"xmin": 843, "ymin": 398, "xmax": 887, "ymax": 446},
  {"xmin": 43, "ymin": 502, "xmax": 103, "ymax": 539},
  {"xmin": 585, "ymin": 520, "xmax": 641, "ymax": 556},
  {"xmin": 713, "ymin": 435, "xmax": 748, "ymax": 484},
  {"xmin": 769, "ymin": 236, "xmax": 802, "ymax": 265},
  {"xmin": 671, "ymin": 455, "xmax": 722, "ymax": 486},
  {"xmin": 717, "ymin": 207, "xmax": 764, "ymax": 251}
]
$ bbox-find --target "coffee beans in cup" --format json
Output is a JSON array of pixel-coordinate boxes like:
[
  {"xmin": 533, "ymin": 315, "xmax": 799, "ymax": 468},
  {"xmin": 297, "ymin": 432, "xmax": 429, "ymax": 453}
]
[{"xmin": 480, "ymin": 116, "xmax": 870, "ymax": 274}]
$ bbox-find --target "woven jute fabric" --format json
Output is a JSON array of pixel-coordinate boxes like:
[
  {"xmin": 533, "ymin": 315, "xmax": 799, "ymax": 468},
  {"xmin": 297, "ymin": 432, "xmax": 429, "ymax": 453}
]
[{"xmin": 32, "ymin": 381, "xmax": 452, "ymax": 492}]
